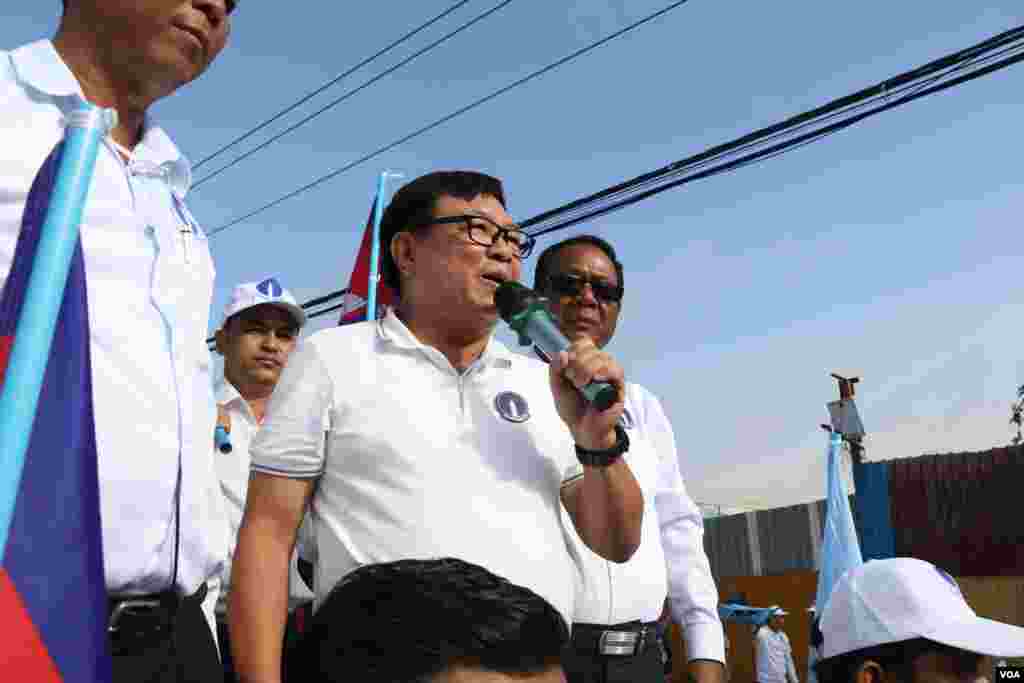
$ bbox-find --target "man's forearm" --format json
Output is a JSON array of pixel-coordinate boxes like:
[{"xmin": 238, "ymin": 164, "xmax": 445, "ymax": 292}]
[
  {"xmin": 690, "ymin": 659, "xmax": 726, "ymax": 683},
  {"xmin": 573, "ymin": 459, "xmax": 643, "ymax": 562},
  {"xmin": 229, "ymin": 519, "xmax": 293, "ymax": 683}
]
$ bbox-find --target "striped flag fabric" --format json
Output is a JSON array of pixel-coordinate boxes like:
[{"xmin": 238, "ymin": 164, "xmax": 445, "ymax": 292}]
[
  {"xmin": 338, "ymin": 199, "xmax": 394, "ymax": 325},
  {"xmin": 0, "ymin": 142, "xmax": 112, "ymax": 681}
]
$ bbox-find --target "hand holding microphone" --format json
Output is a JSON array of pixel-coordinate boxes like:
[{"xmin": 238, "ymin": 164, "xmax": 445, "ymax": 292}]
[{"xmin": 495, "ymin": 281, "xmax": 624, "ymax": 450}]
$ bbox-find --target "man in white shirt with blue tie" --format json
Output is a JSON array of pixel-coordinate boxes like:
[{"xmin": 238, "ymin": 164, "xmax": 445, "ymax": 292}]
[
  {"xmin": 0, "ymin": 2, "xmax": 237, "ymax": 681},
  {"xmin": 534, "ymin": 235, "xmax": 726, "ymax": 683}
]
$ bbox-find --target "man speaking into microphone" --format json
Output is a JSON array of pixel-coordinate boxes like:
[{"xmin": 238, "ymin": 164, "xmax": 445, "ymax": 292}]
[{"xmin": 229, "ymin": 171, "xmax": 644, "ymax": 683}]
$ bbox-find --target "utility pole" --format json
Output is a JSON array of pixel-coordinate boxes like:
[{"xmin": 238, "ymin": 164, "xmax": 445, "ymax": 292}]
[{"xmin": 824, "ymin": 372, "xmax": 894, "ymax": 560}]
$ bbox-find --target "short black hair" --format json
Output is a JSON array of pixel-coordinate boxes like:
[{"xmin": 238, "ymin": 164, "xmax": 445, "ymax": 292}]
[
  {"xmin": 814, "ymin": 638, "xmax": 984, "ymax": 683},
  {"xmin": 293, "ymin": 558, "xmax": 568, "ymax": 682},
  {"xmin": 380, "ymin": 171, "xmax": 506, "ymax": 296},
  {"xmin": 533, "ymin": 234, "xmax": 624, "ymax": 297}
]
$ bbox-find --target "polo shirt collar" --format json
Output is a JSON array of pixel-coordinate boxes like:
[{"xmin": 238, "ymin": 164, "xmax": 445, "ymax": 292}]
[
  {"xmin": 377, "ymin": 306, "xmax": 514, "ymax": 369},
  {"xmin": 10, "ymin": 40, "xmax": 193, "ymax": 198},
  {"xmin": 215, "ymin": 379, "xmax": 244, "ymax": 407}
]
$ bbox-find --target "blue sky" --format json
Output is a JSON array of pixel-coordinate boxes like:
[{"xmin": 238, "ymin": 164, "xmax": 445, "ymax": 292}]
[{"xmin": 6, "ymin": 1, "xmax": 1023, "ymax": 509}]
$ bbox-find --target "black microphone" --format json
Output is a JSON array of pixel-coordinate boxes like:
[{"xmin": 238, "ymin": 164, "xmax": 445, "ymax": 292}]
[{"xmin": 495, "ymin": 281, "xmax": 618, "ymax": 411}]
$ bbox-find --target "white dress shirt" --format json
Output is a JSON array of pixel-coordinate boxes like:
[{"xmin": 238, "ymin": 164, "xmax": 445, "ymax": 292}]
[
  {"xmin": 213, "ymin": 381, "xmax": 315, "ymax": 613},
  {"xmin": 757, "ymin": 626, "xmax": 799, "ymax": 683},
  {"xmin": 249, "ymin": 309, "xmax": 605, "ymax": 626},
  {"xmin": 564, "ymin": 382, "xmax": 725, "ymax": 663},
  {"xmin": 0, "ymin": 41, "xmax": 228, "ymax": 599}
]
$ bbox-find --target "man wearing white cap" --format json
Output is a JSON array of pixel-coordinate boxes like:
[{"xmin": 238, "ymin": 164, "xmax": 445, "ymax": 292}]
[
  {"xmin": 757, "ymin": 607, "xmax": 799, "ymax": 683},
  {"xmin": 814, "ymin": 558, "xmax": 1024, "ymax": 683},
  {"xmin": 212, "ymin": 277, "xmax": 312, "ymax": 681}
]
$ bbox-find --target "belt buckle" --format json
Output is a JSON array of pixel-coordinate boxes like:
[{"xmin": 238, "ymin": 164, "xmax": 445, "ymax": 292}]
[
  {"xmin": 598, "ymin": 629, "xmax": 641, "ymax": 656},
  {"xmin": 108, "ymin": 598, "xmax": 163, "ymax": 633}
]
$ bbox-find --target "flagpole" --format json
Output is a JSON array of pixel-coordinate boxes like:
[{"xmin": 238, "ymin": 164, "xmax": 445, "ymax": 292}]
[
  {"xmin": 0, "ymin": 103, "xmax": 115, "ymax": 554},
  {"xmin": 365, "ymin": 171, "xmax": 389, "ymax": 322}
]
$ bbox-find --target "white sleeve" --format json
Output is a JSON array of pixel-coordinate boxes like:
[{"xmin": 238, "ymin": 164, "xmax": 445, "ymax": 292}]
[
  {"xmin": 250, "ymin": 336, "xmax": 332, "ymax": 478},
  {"xmin": 644, "ymin": 387, "xmax": 725, "ymax": 664}
]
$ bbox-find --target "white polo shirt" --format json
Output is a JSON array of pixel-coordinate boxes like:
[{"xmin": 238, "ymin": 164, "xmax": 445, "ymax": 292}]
[
  {"xmin": 213, "ymin": 381, "xmax": 316, "ymax": 614},
  {"xmin": 564, "ymin": 382, "xmax": 725, "ymax": 662},
  {"xmin": 249, "ymin": 309, "xmax": 587, "ymax": 624},
  {"xmin": 0, "ymin": 40, "xmax": 227, "ymax": 598}
]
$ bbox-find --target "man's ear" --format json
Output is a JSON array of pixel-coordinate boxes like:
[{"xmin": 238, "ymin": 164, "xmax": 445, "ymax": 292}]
[
  {"xmin": 214, "ymin": 328, "xmax": 227, "ymax": 356},
  {"xmin": 854, "ymin": 660, "xmax": 887, "ymax": 683},
  {"xmin": 390, "ymin": 232, "xmax": 415, "ymax": 283}
]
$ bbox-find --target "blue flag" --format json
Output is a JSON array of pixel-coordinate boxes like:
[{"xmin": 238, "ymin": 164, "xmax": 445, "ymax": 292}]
[
  {"xmin": 808, "ymin": 431, "xmax": 863, "ymax": 683},
  {"xmin": 0, "ymin": 142, "xmax": 112, "ymax": 682}
]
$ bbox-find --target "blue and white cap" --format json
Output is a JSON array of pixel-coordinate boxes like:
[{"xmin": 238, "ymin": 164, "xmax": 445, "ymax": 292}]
[
  {"xmin": 820, "ymin": 558, "xmax": 1024, "ymax": 659},
  {"xmin": 222, "ymin": 277, "xmax": 306, "ymax": 328}
]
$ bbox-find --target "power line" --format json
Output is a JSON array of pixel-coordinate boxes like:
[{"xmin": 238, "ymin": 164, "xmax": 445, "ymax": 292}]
[
  {"xmin": 235, "ymin": 23, "xmax": 1023, "ymax": 333},
  {"xmin": 192, "ymin": 0, "xmax": 475, "ymax": 171},
  {"xmin": 205, "ymin": 0, "xmax": 695, "ymax": 237},
  {"xmin": 193, "ymin": 0, "xmax": 516, "ymax": 189},
  {"xmin": 521, "ymin": 24, "xmax": 1024, "ymax": 236}
]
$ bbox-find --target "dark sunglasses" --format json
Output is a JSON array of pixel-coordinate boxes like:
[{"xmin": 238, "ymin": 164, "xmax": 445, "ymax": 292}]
[{"xmin": 547, "ymin": 273, "xmax": 623, "ymax": 303}]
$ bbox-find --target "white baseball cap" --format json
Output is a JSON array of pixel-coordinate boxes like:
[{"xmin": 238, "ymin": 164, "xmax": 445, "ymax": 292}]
[
  {"xmin": 820, "ymin": 558, "xmax": 1024, "ymax": 659},
  {"xmin": 222, "ymin": 277, "xmax": 306, "ymax": 328}
]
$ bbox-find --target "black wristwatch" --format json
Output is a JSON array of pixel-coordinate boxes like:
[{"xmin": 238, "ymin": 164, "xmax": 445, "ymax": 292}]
[{"xmin": 575, "ymin": 424, "xmax": 630, "ymax": 467}]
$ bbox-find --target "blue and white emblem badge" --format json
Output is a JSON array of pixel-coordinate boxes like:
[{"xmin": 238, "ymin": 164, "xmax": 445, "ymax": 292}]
[
  {"xmin": 494, "ymin": 391, "xmax": 530, "ymax": 423},
  {"xmin": 257, "ymin": 277, "xmax": 283, "ymax": 298}
]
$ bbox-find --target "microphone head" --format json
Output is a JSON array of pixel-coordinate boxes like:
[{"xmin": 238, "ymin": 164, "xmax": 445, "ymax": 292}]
[{"xmin": 494, "ymin": 281, "xmax": 539, "ymax": 322}]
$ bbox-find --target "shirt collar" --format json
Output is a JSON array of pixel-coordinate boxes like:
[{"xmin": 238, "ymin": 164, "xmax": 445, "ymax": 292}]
[
  {"xmin": 377, "ymin": 306, "xmax": 514, "ymax": 369},
  {"xmin": 10, "ymin": 40, "xmax": 193, "ymax": 198},
  {"xmin": 215, "ymin": 379, "xmax": 244, "ymax": 407}
]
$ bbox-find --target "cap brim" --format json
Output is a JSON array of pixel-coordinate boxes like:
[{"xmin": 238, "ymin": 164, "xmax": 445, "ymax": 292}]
[
  {"xmin": 923, "ymin": 616, "xmax": 1024, "ymax": 658},
  {"xmin": 228, "ymin": 301, "xmax": 306, "ymax": 328}
]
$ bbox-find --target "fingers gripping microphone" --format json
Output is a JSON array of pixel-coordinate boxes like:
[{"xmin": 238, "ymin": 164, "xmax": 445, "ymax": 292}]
[{"xmin": 495, "ymin": 281, "xmax": 618, "ymax": 411}]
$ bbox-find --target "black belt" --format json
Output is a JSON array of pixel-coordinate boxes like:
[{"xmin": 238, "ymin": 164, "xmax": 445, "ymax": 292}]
[
  {"xmin": 571, "ymin": 621, "xmax": 659, "ymax": 657},
  {"xmin": 108, "ymin": 583, "xmax": 207, "ymax": 636}
]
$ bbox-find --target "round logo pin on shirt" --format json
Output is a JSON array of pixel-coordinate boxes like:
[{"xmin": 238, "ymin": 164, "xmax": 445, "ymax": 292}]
[{"xmin": 494, "ymin": 391, "xmax": 531, "ymax": 423}]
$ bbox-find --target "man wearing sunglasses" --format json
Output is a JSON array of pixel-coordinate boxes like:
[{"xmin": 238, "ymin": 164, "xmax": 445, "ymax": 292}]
[
  {"xmin": 534, "ymin": 236, "xmax": 725, "ymax": 683},
  {"xmin": 230, "ymin": 171, "xmax": 644, "ymax": 683}
]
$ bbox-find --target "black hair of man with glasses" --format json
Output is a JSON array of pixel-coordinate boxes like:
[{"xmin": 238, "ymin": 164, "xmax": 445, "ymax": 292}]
[
  {"xmin": 290, "ymin": 557, "xmax": 569, "ymax": 682},
  {"xmin": 533, "ymin": 235, "xmax": 727, "ymax": 683},
  {"xmin": 230, "ymin": 172, "xmax": 645, "ymax": 682}
]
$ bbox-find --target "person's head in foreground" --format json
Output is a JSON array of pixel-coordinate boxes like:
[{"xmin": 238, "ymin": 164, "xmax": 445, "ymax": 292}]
[
  {"xmin": 814, "ymin": 558, "xmax": 1024, "ymax": 683},
  {"xmin": 295, "ymin": 557, "xmax": 569, "ymax": 682}
]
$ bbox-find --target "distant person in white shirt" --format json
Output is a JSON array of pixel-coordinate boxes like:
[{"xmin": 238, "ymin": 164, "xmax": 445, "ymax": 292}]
[
  {"xmin": 0, "ymin": 2, "xmax": 236, "ymax": 681},
  {"xmin": 757, "ymin": 608, "xmax": 799, "ymax": 683},
  {"xmin": 229, "ymin": 170, "xmax": 645, "ymax": 683},
  {"xmin": 813, "ymin": 559, "xmax": 1024, "ymax": 683},
  {"xmin": 533, "ymin": 235, "xmax": 726, "ymax": 683},
  {"xmin": 211, "ymin": 278, "xmax": 313, "ymax": 681}
]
